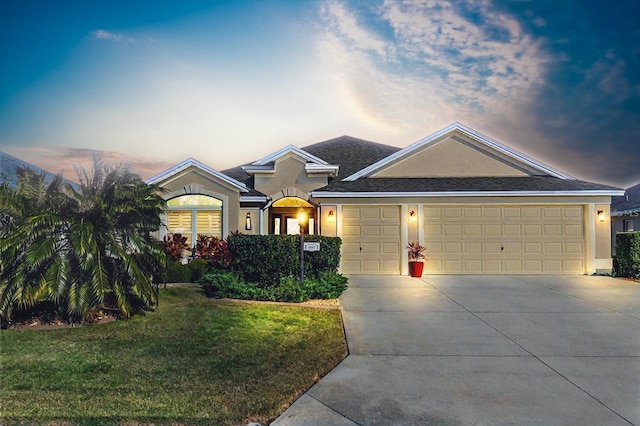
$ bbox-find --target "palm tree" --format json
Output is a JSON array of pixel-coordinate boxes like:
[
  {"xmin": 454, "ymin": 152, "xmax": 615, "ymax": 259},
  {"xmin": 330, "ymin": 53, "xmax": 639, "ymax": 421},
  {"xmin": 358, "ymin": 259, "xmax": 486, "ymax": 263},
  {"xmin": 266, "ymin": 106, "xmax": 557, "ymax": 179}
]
[{"xmin": 0, "ymin": 156, "xmax": 167, "ymax": 325}]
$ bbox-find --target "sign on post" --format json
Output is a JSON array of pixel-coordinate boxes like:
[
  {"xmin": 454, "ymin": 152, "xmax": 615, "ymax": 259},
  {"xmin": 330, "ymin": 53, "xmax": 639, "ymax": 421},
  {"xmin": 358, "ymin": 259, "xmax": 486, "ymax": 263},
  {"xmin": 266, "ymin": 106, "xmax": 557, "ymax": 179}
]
[{"xmin": 303, "ymin": 242, "xmax": 321, "ymax": 252}]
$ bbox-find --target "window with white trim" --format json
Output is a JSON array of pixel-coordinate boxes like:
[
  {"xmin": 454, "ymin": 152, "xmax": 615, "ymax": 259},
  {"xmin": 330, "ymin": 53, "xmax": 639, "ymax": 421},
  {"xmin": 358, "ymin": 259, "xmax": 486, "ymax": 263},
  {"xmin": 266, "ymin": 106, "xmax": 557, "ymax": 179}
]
[{"xmin": 166, "ymin": 195, "xmax": 222, "ymax": 246}]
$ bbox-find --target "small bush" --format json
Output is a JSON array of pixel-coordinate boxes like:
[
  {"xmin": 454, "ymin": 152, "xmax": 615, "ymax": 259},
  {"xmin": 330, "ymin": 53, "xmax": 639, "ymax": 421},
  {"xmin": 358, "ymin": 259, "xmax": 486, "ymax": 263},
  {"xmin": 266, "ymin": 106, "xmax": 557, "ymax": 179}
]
[
  {"xmin": 614, "ymin": 232, "xmax": 640, "ymax": 279},
  {"xmin": 165, "ymin": 260, "xmax": 191, "ymax": 283},
  {"xmin": 198, "ymin": 271, "xmax": 269, "ymax": 300},
  {"xmin": 188, "ymin": 258, "xmax": 211, "ymax": 282},
  {"xmin": 310, "ymin": 271, "xmax": 349, "ymax": 299}
]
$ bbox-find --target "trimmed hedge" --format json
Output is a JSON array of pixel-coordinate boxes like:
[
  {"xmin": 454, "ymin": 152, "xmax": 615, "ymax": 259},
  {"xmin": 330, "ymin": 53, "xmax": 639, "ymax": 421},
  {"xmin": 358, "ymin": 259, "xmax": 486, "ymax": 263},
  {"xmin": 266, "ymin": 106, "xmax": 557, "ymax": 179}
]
[
  {"xmin": 199, "ymin": 271, "xmax": 348, "ymax": 303},
  {"xmin": 613, "ymin": 232, "xmax": 640, "ymax": 279},
  {"xmin": 227, "ymin": 234, "xmax": 342, "ymax": 287}
]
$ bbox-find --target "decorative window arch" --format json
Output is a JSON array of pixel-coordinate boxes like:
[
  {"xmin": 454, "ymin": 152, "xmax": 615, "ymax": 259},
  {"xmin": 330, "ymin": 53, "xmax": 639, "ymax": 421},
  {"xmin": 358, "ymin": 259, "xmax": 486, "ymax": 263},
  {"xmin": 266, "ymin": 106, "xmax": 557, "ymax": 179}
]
[{"xmin": 165, "ymin": 194, "xmax": 223, "ymax": 246}]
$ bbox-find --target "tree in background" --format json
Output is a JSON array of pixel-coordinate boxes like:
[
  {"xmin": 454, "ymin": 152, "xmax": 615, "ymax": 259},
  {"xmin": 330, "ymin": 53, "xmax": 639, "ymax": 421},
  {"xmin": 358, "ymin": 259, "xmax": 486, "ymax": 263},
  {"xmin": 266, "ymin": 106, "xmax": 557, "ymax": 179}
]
[{"xmin": 0, "ymin": 156, "xmax": 167, "ymax": 325}]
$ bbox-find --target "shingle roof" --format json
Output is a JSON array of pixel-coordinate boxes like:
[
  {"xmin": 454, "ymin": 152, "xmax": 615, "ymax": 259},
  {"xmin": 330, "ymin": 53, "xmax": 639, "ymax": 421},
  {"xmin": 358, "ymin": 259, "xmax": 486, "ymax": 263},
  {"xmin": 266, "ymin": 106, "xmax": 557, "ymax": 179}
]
[
  {"xmin": 611, "ymin": 183, "xmax": 640, "ymax": 215},
  {"xmin": 0, "ymin": 151, "xmax": 78, "ymax": 189},
  {"xmin": 221, "ymin": 135, "xmax": 400, "ymax": 196},
  {"xmin": 313, "ymin": 176, "xmax": 622, "ymax": 194},
  {"xmin": 301, "ymin": 135, "xmax": 401, "ymax": 179}
]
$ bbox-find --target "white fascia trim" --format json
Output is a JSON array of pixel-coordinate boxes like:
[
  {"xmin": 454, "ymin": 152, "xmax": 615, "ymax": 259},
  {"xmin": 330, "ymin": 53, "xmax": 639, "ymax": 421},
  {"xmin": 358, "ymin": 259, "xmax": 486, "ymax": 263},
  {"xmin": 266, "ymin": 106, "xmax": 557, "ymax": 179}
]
[
  {"xmin": 146, "ymin": 158, "xmax": 249, "ymax": 192},
  {"xmin": 241, "ymin": 165, "xmax": 275, "ymax": 174},
  {"xmin": 253, "ymin": 144, "xmax": 328, "ymax": 166},
  {"xmin": 344, "ymin": 122, "xmax": 572, "ymax": 182},
  {"xmin": 312, "ymin": 190, "xmax": 626, "ymax": 198},
  {"xmin": 305, "ymin": 164, "xmax": 339, "ymax": 175},
  {"xmin": 240, "ymin": 195, "xmax": 270, "ymax": 202}
]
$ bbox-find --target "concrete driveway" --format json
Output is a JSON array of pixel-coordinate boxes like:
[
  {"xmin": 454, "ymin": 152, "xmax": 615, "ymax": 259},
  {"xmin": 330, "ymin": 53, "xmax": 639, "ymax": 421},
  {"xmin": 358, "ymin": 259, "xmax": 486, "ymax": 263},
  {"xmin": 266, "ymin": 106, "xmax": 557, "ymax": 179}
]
[{"xmin": 273, "ymin": 275, "xmax": 640, "ymax": 425}]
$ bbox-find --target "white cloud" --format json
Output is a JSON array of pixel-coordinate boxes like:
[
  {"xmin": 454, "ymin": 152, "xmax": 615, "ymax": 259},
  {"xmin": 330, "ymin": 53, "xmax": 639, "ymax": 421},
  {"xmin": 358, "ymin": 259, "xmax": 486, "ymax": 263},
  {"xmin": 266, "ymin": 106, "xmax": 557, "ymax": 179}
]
[
  {"xmin": 316, "ymin": 0, "xmax": 550, "ymax": 142},
  {"xmin": 91, "ymin": 29, "xmax": 130, "ymax": 42},
  {"xmin": 320, "ymin": 1, "xmax": 394, "ymax": 59}
]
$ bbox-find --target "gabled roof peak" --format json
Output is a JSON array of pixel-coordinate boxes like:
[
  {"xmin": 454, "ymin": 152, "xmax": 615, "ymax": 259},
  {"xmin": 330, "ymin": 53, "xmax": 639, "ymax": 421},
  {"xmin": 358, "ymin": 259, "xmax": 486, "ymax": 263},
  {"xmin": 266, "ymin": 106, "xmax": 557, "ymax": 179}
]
[
  {"xmin": 344, "ymin": 122, "xmax": 573, "ymax": 181},
  {"xmin": 252, "ymin": 144, "xmax": 328, "ymax": 166},
  {"xmin": 146, "ymin": 157, "xmax": 248, "ymax": 192}
]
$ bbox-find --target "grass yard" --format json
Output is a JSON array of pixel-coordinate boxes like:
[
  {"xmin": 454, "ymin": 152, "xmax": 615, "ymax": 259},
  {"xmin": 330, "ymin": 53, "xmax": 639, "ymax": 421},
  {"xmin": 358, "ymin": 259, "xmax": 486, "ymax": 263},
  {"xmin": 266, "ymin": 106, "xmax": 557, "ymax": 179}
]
[{"xmin": 0, "ymin": 286, "xmax": 348, "ymax": 425}]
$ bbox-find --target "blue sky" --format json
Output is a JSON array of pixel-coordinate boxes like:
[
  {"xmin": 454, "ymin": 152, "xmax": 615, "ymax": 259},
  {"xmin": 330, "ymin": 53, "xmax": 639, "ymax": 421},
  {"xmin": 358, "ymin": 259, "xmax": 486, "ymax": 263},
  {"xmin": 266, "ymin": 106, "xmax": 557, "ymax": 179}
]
[{"xmin": 0, "ymin": 0, "xmax": 638, "ymax": 187}]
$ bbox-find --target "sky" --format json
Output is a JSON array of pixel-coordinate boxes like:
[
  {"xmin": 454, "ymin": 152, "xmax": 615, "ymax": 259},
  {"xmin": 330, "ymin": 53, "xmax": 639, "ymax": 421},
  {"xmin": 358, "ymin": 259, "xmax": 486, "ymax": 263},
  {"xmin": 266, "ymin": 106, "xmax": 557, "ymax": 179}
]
[{"xmin": 0, "ymin": 0, "xmax": 638, "ymax": 188}]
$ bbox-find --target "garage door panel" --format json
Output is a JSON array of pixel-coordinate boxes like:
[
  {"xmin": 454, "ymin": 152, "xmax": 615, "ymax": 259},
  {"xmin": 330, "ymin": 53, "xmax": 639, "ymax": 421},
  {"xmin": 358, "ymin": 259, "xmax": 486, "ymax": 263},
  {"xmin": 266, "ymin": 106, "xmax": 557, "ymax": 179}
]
[
  {"xmin": 565, "ymin": 242, "xmax": 583, "ymax": 254},
  {"xmin": 544, "ymin": 207, "xmax": 562, "ymax": 218},
  {"xmin": 342, "ymin": 205, "xmax": 400, "ymax": 274},
  {"xmin": 565, "ymin": 224, "xmax": 583, "ymax": 236},
  {"xmin": 464, "ymin": 207, "xmax": 482, "ymax": 218},
  {"xmin": 564, "ymin": 207, "xmax": 583, "ymax": 219},
  {"xmin": 484, "ymin": 225, "xmax": 501, "ymax": 236},
  {"xmin": 425, "ymin": 224, "xmax": 443, "ymax": 236},
  {"xmin": 444, "ymin": 224, "xmax": 462, "ymax": 236},
  {"xmin": 524, "ymin": 224, "xmax": 542, "ymax": 236},
  {"xmin": 361, "ymin": 225, "xmax": 380, "ymax": 237},
  {"xmin": 464, "ymin": 224, "xmax": 482, "ymax": 236},
  {"xmin": 343, "ymin": 225, "xmax": 361, "ymax": 237},
  {"xmin": 504, "ymin": 242, "xmax": 522, "ymax": 254},
  {"xmin": 464, "ymin": 242, "xmax": 482, "ymax": 254},
  {"xmin": 424, "ymin": 205, "xmax": 585, "ymax": 275},
  {"xmin": 545, "ymin": 242, "xmax": 563, "ymax": 254},
  {"xmin": 524, "ymin": 242, "xmax": 542, "ymax": 254},
  {"xmin": 504, "ymin": 224, "xmax": 521, "ymax": 236},
  {"xmin": 382, "ymin": 242, "xmax": 400, "ymax": 254},
  {"xmin": 464, "ymin": 260, "xmax": 482, "ymax": 273},
  {"xmin": 484, "ymin": 260, "xmax": 502, "ymax": 273},
  {"xmin": 382, "ymin": 225, "xmax": 400, "ymax": 236}
]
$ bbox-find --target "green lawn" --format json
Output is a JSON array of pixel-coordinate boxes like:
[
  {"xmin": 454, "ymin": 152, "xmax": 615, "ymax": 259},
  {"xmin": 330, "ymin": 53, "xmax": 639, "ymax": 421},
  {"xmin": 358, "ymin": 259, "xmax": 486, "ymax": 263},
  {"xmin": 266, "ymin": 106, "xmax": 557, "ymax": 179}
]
[{"xmin": 0, "ymin": 286, "xmax": 348, "ymax": 425}]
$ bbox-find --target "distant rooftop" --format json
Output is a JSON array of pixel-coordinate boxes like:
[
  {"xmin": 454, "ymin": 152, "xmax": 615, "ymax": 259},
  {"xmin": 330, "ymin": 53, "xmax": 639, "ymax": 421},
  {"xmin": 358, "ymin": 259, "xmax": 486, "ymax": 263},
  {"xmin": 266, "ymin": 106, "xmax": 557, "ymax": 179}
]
[{"xmin": 0, "ymin": 151, "xmax": 78, "ymax": 188}]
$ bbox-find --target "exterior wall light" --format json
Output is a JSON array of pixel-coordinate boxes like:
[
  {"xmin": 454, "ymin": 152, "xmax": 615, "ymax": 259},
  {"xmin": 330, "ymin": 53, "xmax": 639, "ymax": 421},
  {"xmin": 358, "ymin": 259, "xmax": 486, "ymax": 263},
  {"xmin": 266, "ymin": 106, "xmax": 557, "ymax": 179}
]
[
  {"xmin": 409, "ymin": 210, "xmax": 417, "ymax": 223},
  {"xmin": 328, "ymin": 210, "xmax": 335, "ymax": 223},
  {"xmin": 245, "ymin": 212, "xmax": 252, "ymax": 230},
  {"xmin": 597, "ymin": 210, "xmax": 606, "ymax": 222}
]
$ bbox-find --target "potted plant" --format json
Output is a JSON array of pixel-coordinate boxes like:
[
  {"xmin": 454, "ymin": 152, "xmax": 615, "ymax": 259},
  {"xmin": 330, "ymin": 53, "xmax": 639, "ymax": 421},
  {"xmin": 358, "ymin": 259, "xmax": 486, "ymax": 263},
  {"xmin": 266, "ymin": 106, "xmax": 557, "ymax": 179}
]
[{"xmin": 407, "ymin": 241, "xmax": 427, "ymax": 277}]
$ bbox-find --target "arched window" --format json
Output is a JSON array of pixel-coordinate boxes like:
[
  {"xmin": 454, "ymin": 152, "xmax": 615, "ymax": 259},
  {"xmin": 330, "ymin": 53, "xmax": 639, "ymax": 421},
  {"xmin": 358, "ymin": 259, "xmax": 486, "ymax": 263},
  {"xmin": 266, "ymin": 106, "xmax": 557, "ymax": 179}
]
[{"xmin": 166, "ymin": 195, "xmax": 223, "ymax": 246}]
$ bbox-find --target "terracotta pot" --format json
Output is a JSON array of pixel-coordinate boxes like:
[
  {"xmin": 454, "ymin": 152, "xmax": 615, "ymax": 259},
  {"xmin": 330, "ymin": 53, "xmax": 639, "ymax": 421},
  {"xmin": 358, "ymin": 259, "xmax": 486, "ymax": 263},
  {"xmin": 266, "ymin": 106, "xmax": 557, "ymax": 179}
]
[{"xmin": 408, "ymin": 261, "xmax": 424, "ymax": 278}]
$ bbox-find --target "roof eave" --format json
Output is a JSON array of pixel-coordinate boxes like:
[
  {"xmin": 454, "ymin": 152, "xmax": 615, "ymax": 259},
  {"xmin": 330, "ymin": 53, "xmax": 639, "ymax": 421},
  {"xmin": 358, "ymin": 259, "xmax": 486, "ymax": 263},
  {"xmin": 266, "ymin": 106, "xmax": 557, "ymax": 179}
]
[{"xmin": 312, "ymin": 190, "xmax": 625, "ymax": 198}]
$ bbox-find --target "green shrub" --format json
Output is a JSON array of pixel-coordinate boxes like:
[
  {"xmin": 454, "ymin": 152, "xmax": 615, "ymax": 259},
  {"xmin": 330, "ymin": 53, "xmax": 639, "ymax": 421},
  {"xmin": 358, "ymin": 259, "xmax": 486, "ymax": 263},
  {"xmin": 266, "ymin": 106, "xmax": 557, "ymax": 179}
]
[
  {"xmin": 310, "ymin": 271, "xmax": 349, "ymax": 299},
  {"xmin": 198, "ymin": 271, "xmax": 349, "ymax": 302},
  {"xmin": 614, "ymin": 232, "xmax": 640, "ymax": 279},
  {"xmin": 188, "ymin": 258, "xmax": 211, "ymax": 282},
  {"xmin": 198, "ymin": 271, "xmax": 269, "ymax": 300},
  {"xmin": 227, "ymin": 234, "xmax": 342, "ymax": 286},
  {"xmin": 165, "ymin": 260, "xmax": 191, "ymax": 283}
]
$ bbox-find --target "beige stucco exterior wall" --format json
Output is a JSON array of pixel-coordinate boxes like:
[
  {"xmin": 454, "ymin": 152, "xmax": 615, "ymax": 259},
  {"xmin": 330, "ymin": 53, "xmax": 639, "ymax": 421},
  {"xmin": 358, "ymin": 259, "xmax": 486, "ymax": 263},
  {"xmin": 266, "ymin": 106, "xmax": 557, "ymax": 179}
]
[
  {"xmin": 595, "ymin": 204, "xmax": 611, "ymax": 260},
  {"xmin": 239, "ymin": 208, "xmax": 260, "ymax": 235},
  {"xmin": 254, "ymin": 155, "xmax": 329, "ymax": 196},
  {"xmin": 373, "ymin": 135, "xmax": 535, "ymax": 178},
  {"xmin": 155, "ymin": 166, "xmax": 241, "ymax": 236},
  {"xmin": 319, "ymin": 205, "xmax": 337, "ymax": 237}
]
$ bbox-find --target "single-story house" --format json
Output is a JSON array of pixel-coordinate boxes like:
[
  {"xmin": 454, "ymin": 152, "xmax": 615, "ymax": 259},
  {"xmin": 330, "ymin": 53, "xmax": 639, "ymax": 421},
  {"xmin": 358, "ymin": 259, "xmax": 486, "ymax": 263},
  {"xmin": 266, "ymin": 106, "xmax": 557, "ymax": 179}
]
[
  {"xmin": 146, "ymin": 122, "xmax": 624, "ymax": 275},
  {"xmin": 611, "ymin": 183, "xmax": 640, "ymax": 252}
]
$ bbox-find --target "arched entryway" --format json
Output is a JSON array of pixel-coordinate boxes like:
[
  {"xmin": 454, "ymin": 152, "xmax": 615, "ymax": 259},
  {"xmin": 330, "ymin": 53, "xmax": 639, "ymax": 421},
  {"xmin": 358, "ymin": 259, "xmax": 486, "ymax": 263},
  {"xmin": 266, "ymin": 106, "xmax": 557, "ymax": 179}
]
[{"xmin": 270, "ymin": 197, "xmax": 315, "ymax": 235}]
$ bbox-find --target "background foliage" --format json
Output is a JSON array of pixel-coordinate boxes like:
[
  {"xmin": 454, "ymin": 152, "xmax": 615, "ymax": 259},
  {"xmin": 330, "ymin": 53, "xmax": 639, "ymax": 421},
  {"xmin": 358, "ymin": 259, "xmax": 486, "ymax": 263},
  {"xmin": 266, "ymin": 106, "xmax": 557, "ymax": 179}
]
[{"xmin": 614, "ymin": 232, "xmax": 640, "ymax": 279}]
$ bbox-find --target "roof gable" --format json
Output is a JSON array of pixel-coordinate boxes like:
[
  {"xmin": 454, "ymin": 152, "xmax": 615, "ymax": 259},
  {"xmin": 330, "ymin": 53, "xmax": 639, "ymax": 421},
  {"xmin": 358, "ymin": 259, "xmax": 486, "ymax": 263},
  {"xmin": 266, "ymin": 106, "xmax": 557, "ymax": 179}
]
[
  {"xmin": 242, "ymin": 144, "xmax": 339, "ymax": 176},
  {"xmin": 146, "ymin": 158, "xmax": 248, "ymax": 193},
  {"xmin": 344, "ymin": 123, "xmax": 572, "ymax": 181}
]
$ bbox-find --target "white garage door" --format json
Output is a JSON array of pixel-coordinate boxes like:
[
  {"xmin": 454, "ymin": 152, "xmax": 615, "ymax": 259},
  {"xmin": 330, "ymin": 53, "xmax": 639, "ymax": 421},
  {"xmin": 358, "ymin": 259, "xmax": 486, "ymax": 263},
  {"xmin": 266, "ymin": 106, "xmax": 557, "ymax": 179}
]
[
  {"xmin": 424, "ymin": 205, "xmax": 585, "ymax": 274},
  {"xmin": 342, "ymin": 205, "xmax": 401, "ymax": 274}
]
